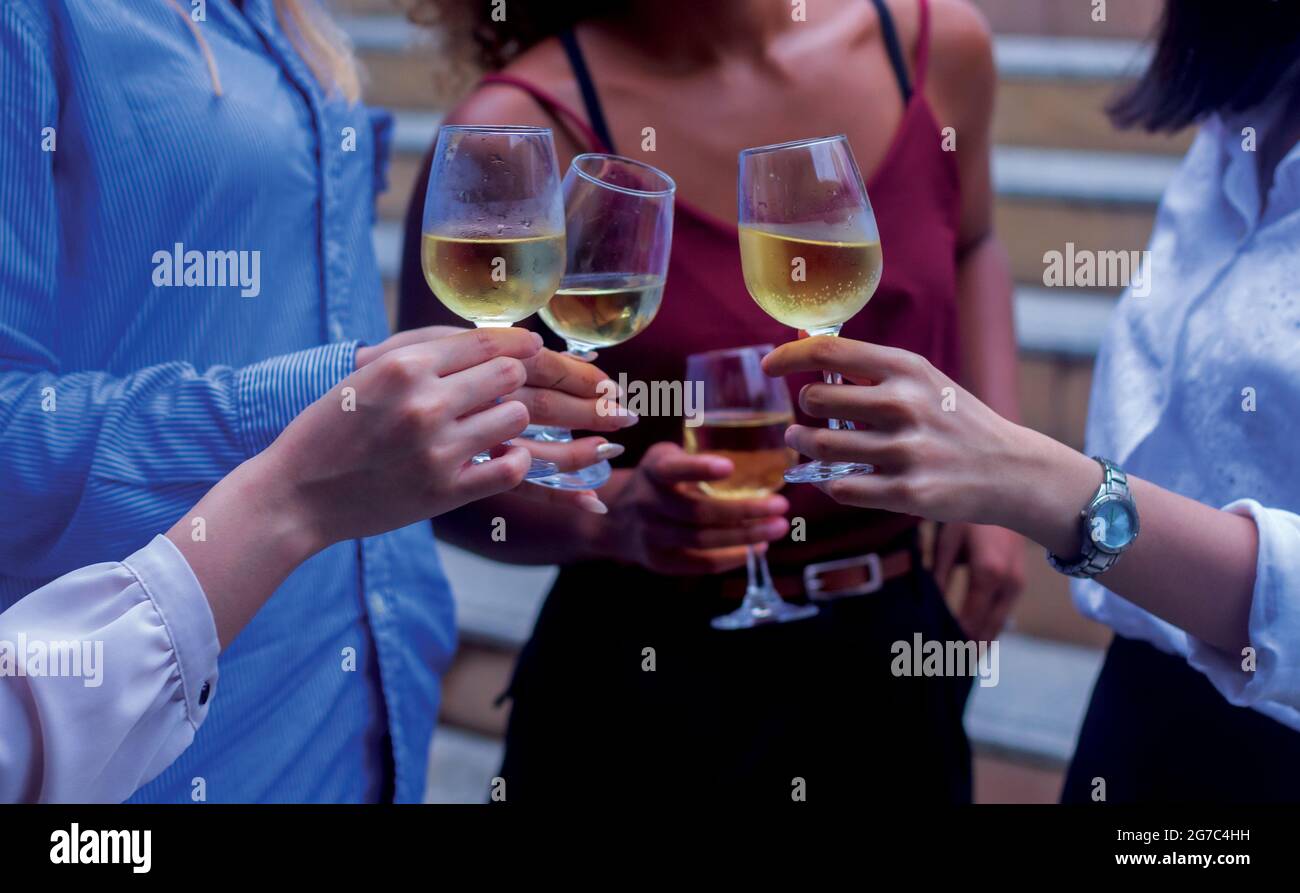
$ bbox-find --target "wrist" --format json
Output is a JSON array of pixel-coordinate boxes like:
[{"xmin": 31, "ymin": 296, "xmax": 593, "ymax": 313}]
[
  {"xmin": 232, "ymin": 452, "xmax": 331, "ymax": 567},
  {"xmin": 165, "ymin": 456, "xmax": 325, "ymax": 648},
  {"xmin": 995, "ymin": 425, "xmax": 1101, "ymax": 557}
]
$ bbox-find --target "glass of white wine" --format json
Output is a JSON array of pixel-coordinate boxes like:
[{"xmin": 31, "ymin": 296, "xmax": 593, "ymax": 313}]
[
  {"xmin": 737, "ymin": 135, "xmax": 883, "ymax": 484},
  {"xmin": 529, "ymin": 153, "xmax": 676, "ymax": 491},
  {"xmin": 421, "ymin": 125, "xmax": 567, "ymax": 478},
  {"xmin": 685, "ymin": 345, "xmax": 818, "ymax": 631}
]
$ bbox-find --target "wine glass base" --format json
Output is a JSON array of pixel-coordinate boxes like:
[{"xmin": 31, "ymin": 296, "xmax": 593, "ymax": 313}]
[
  {"xmin": 784, "ymin": 460, "xmax": 874, "ymax": 484},
  {"xmin": 470, "ymin": 449, "xmax": 559, "ymax": 479},
  {"xmin": 525, "ymin": 457, "xmax": 562, "ymax": 478},
  {"xmin": 710, "ymin": 599, "xmax": 819, "ymax": 631},
  {"xmin": 527, "ymin": 460, "xmax": 612, "ymax": 491}
]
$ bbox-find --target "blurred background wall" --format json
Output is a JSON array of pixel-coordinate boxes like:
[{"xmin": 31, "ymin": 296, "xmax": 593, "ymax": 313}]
[{"xmin": 333, "ymin": 0, "xmax": 1179, "ymax": 802}]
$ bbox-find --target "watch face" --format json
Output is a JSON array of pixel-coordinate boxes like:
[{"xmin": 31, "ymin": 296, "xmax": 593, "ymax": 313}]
[{"xmin": 1089, "ymin": 498, "xmax": 1137, "ymax": 553}]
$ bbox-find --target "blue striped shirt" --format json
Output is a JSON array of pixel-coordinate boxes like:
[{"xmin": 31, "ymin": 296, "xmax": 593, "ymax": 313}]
[{"xmin": 0, "ymin": 0, "xmax": 456, "ymax": 802}]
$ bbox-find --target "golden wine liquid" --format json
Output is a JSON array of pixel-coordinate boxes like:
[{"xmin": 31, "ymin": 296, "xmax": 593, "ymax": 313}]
[
  {"xmin": 738, "ymin": 226, "xmax": 883, "ymax": 332},
  {"xmin": 684, "ymin": 410, "xmax": 796, "ymax": 499},
  {"xmin": 539, "ymin": 273, "xmax": 665, "ymax": 350},
  {"xmin": 421, "ymin": 231, "xmax": 565, "ymax": 326}
]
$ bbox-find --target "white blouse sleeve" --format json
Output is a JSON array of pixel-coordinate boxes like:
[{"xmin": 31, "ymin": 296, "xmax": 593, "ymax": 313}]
[
  {"xmin": 1184, "ymin": 500, "xmax": 1300, "ymax": 716},
  {"xmin": 0, "ymin": 535, "xmax": 219, "ymax": 803}
]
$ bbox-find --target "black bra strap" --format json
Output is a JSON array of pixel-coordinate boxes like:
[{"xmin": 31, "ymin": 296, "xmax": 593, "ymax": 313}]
[
  {"xmin": 559, "ymin": 29, "xmax": 617, "ymax": 152},
  {"xmin": 869, "ymin": 0, "xmax": 913, "ymax": 104}
]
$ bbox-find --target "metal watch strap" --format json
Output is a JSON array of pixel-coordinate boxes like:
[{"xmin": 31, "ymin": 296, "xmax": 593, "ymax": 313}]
[{"xmin": 1046, "ymin": 457, "xmax": 1129, "ymax": 579}]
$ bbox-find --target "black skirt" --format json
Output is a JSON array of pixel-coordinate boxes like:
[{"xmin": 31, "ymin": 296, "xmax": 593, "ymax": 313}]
[
  {"xmin": 1063, "ymin": 635, "xmax": 1300, "ymax": 803},
  {"xmin": 497, "ymin": 539, "xmax": 973, "ymax": 804}
]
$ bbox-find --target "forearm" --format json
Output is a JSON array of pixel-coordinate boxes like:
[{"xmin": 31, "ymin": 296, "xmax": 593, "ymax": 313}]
[
  {"xmin": 956, "ymin": 235, "xmax": 1020, "ymax": 422},
  {"xmin": 0, "ymin": 343, "xmax": 356, "ymax": 579},
  {"xmin": 1000, "ymin": 426, "xmax": 1257, "ymax": 654},
  {"xmin": 165, "ymin": 453, "xmax": 322, "ymax": 648}
]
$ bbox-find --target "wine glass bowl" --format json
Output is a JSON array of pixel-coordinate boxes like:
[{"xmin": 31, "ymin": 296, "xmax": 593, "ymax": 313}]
[{"xmin": 538, "ymin": 154, "xmax": 675, "ymax": 359}]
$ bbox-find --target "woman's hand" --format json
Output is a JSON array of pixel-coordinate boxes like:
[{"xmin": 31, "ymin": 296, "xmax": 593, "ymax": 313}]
[
  {"xmin": 762, "ymin": 336, "xmax": 1100, "ymax": 548},
  {"xmin": 507, "ymin": 345, "xmax": 637, "ymax": 473},
  {"xmin": 596, "ymin": 442, "xmax": 790, "ymax": 575},
  {"xmin": 266, "ymin": 327, "xmax": 549, "ymax": 548},
  {"xmin": 933, "ymin": 521, "xmax": 1026, "ymax": 641},
  {"xmin": 173, "ymin": 327, "xmax": 546, "ymax": 645},
  {"xmin": 359, "ymin": 325, "xmax": 635, "ymax": 474}
]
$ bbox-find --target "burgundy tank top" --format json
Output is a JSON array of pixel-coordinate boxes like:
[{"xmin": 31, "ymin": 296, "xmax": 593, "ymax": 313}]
[{"xmin": 399, "ymin": 0, "xmax": 961, "ymax": 562}]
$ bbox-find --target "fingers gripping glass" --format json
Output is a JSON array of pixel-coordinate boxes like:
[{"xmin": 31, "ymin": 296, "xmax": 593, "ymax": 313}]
[
  {"xmin": 685, "ymin": 345, "xmax": 818, "ymax": 630},
  {"xmin": 737, "ymin": 135, "xmax": 882, "ymax": 484},
  {"xmin": 529, "ymin": 154, "xmax": 676, "ymax": 491},
  {"xmin": 420, "ymin": 125, "xmax": 566, "ymax": 479}
]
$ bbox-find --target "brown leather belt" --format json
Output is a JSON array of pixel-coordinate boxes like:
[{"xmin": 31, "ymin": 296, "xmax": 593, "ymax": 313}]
[{"xmin": 720, "ymin": 546, "xmax": 915, "ymax": 602}]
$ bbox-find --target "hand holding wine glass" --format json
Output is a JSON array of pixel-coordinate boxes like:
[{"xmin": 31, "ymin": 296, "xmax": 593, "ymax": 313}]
[
  {"xmin": 737, "ymin": 134, "xmax": 883, "ymax": 484},
  {"xmin": 592, "ymin": 442, "xmax": 790, "ymax": 576}
]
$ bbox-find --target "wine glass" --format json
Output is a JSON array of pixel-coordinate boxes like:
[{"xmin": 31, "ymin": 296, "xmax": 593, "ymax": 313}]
[
  {"xmin": 685, "ymin": 345, "xmax": 818, "ymax": 630},
  {"xmin": 421, "ymin": 125, "xmax": 566, "ymax": 478},
  {"xmin": 529, "ymin": 153, "xmax": 676, "ymax": 491},
  {"xmin": 737, "ymin": 134, "xmax": 883, "ymax": 483}
]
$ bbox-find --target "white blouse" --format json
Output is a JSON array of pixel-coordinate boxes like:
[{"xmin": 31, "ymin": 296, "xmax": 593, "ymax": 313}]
[
  {"xmin": 0, "ymin": 535, "xmax": 219, "ymax": 802},
  {"xmin": 1074, "ymin": 104, "xmax": 1300, "ymax": 728}
]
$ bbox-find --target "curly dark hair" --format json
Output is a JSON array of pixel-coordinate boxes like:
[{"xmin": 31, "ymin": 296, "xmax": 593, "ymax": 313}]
[{"xmin": 403, "ymin": 0, "xmax": 630, "ymax": 72}]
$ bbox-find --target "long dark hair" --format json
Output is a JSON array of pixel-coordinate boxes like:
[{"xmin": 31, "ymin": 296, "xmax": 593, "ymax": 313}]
[{"xmin": 1111, "ymin": 0, "xmax": 1300, "ymax": 132}]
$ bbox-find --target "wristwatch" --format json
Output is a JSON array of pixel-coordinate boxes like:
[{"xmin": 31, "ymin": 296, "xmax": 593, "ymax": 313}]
[{"xmin": 1046, "ymin": 456, "xmax": 1139, "ymax": 579}]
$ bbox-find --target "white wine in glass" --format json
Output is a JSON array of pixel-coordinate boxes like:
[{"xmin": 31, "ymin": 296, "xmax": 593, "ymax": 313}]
[
  {"xmin": 737, "ymin": 134, "xmax": 883, "ymax": 484},
  {"xmin": 421, "ymin": 231, "xmax": 566, "ymax": 327},
  {"xmin": 737, "ymin": 226, "xmax": 882, "ymax": 333},
  {"xmin": 684, "ymin": 409, "xmax": 796, "ymax": 500},
  {"xmin": 539, "ymin": 272, "xmax": 665, "ymax": 356},
  {"xmin": 421, "ymin": 125, "xmax": 567, "ymax": 479},
  {"xmin": 686, "ymin": 345, "xmax": 817, "ymax": 631}
]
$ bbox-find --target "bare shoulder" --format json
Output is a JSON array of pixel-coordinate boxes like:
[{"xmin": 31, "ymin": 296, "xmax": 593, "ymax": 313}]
[
  {"xmin": 924, "ymin": 0, "xmax": 996, "ymax": 123},
  {"xmin": 444, "ymin": 36, "xmax": 581, "ymax": 129}
]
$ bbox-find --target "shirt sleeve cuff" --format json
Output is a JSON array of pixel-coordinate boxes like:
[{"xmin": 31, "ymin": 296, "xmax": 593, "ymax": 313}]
[
  {"xmin": 235, "ymin": 340, "xmax": 358, "ymax": 456},
  {"xmin": 1184, "ymin": 498, "xmax": 1300, "ymax": 710},
  {"xmin": 121, "ymin": 535, "xmax": 221, "ymax": 730}
]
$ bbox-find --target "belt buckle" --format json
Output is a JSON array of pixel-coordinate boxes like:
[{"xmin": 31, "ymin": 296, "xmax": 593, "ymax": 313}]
[{"xmin": 803, "ymin": 552, "xmax": 884, "ymax": 602}]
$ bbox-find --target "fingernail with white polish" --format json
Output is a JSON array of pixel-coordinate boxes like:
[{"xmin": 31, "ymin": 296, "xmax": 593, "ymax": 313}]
[
  {"xmin": 595, "ymin": 443, "xmax": 625, "ymax": 460},
  {"xmin": 578, "ymin": 495, "xmax": 609, "ymax": 514}
]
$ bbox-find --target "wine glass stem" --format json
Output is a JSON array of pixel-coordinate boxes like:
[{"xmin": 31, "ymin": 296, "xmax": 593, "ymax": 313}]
[
  {"xmin": 807, "ymin": 326, "xmax": 854, "ymax": 433},
  {"xmin": 741, "ymin": 545, "xmax": 782, "ymax": 613},
  {"xmin": 564, "ymin": 342, "xmax": 599, "ymax": 363},
  {"xmin": 527, "ymin": 345, "xmax": 595, "ymax": 441}
]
